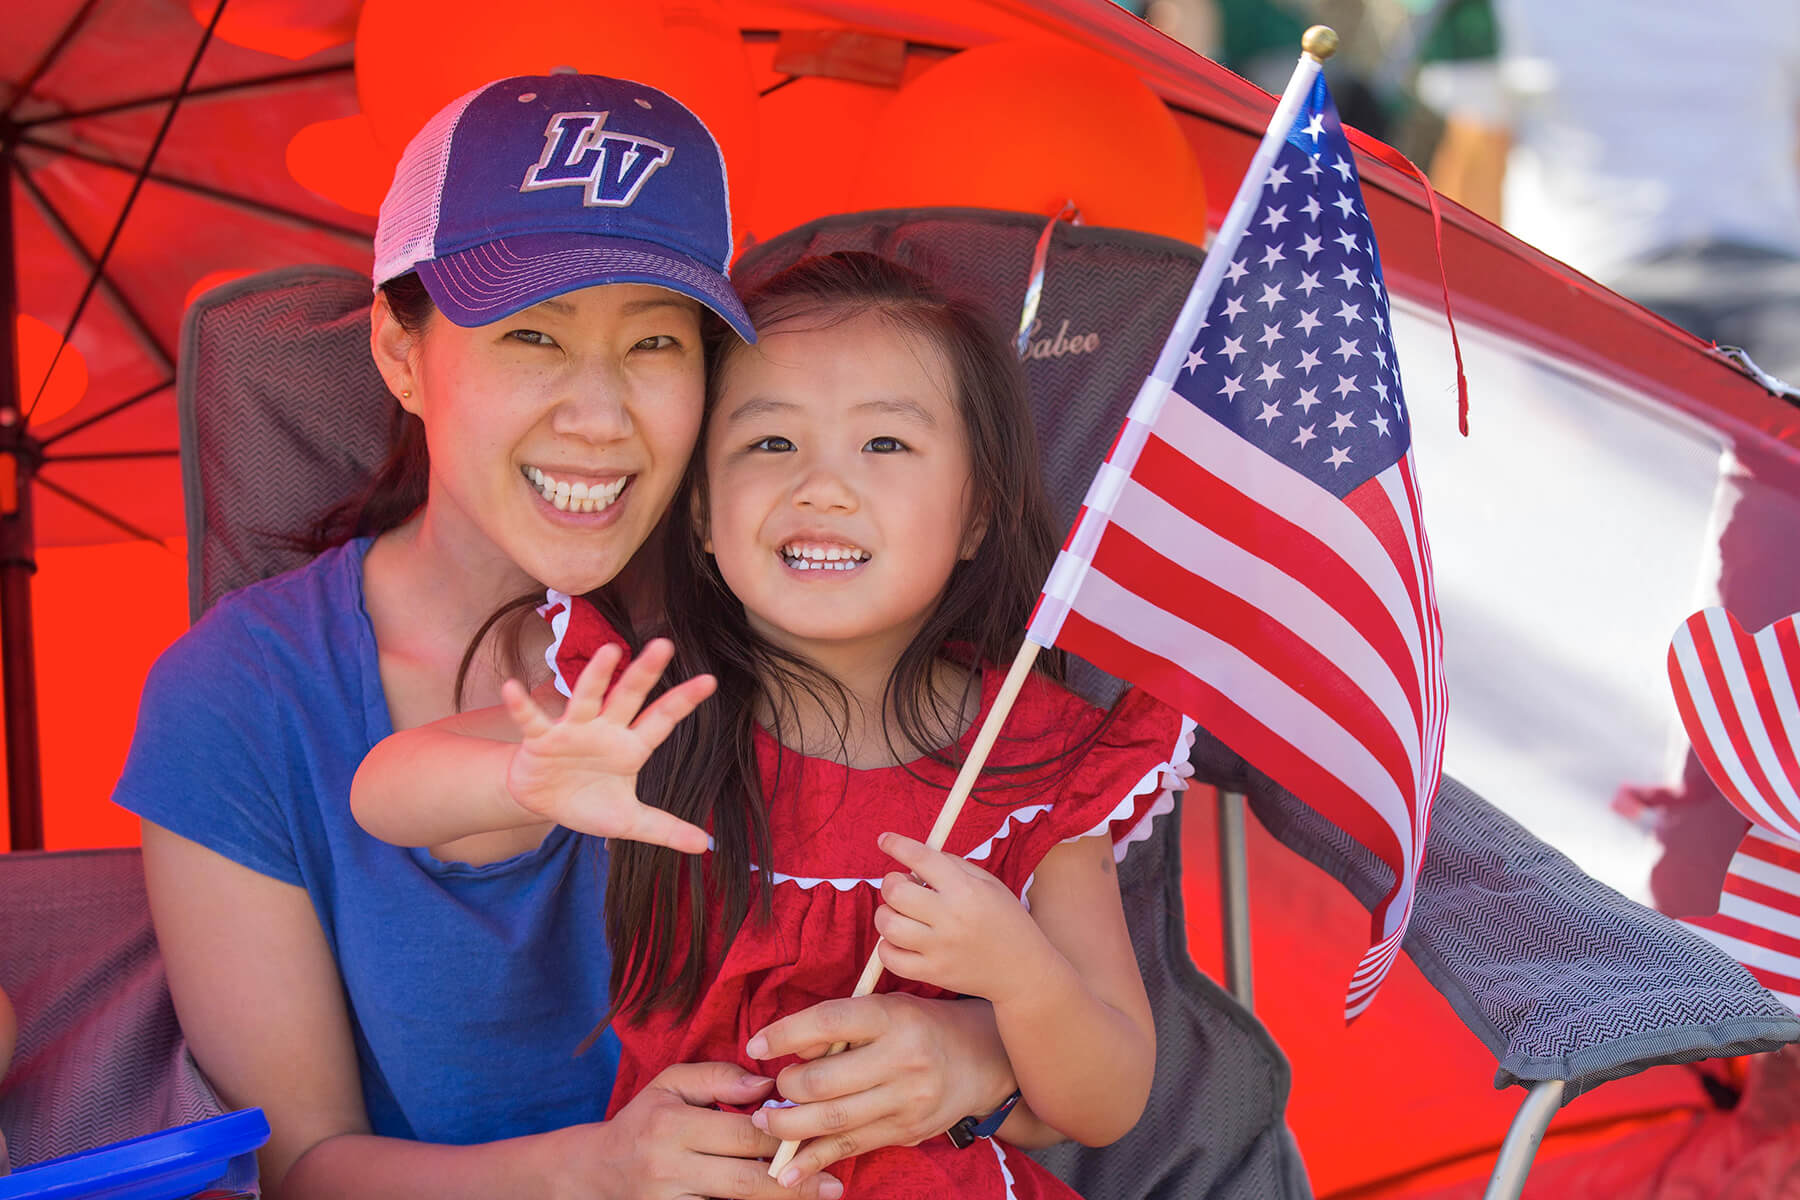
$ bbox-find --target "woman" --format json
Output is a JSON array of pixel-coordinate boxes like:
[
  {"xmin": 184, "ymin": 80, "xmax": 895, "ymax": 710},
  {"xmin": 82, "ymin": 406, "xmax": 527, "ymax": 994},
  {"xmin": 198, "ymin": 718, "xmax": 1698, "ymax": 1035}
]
[{"xmin": 114, "ymin": 73, "xmax": 1021, "ymax": 1199}]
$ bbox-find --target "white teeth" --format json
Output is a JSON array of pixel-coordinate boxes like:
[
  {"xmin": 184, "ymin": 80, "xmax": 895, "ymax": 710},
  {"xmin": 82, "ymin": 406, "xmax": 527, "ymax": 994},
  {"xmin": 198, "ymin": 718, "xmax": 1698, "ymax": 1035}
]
[
  {"xmin": 779, "ymin": 543, "xmax": 869, "ymax": 571},
  {"xmin": 522, "ymin": 467, "xmax": 629, "ymax": 513}
]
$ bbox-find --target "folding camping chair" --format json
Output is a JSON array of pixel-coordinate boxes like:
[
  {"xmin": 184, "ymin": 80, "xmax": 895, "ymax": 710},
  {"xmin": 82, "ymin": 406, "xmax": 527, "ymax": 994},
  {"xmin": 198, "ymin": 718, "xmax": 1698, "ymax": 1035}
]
[{"xmin": 153, "ymin": 227, "xmax": 1800, "ymax": 1196}]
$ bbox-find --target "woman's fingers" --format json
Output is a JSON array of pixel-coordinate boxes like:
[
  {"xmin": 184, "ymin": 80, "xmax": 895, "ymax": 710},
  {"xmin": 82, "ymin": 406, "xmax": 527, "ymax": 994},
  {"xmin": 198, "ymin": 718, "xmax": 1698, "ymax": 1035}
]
[{"xmin": 748, "ymin": 997, "xmax": 883, "ymax": 1065}]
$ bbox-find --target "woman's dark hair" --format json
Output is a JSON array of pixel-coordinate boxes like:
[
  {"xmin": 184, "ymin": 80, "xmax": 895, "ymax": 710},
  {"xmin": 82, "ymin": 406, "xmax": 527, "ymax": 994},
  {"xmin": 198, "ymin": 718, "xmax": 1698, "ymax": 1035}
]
[{"xmin": 603, "ymin": 251, "xmax": 1072, "ymax": 1026}]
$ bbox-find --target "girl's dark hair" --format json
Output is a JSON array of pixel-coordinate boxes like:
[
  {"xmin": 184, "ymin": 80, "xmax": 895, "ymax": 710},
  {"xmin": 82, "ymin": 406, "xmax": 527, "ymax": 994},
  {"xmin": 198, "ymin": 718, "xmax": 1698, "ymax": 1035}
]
[
  {"xmin": 305, "ymin": 272, "xmax": 434, "ymax": 551},
  {"xmin": 604, "ymin": 251, "xmax": 1070, "ymax": 1026}
]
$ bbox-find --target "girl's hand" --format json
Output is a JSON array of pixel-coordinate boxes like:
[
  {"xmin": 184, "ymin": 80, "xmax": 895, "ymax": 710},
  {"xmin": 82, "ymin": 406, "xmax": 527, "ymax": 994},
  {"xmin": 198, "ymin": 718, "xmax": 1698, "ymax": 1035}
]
[
  {"xmin": 501, "ymin": 638, "xmax": 715, "ymax": 854},
  {"xmin": 871, "ymin": 832, "xmax": 1053, "ymax": 1005},
  {"xmin": 743, "ymin": 994, "xmax": 1019, "ymax": 1187}
]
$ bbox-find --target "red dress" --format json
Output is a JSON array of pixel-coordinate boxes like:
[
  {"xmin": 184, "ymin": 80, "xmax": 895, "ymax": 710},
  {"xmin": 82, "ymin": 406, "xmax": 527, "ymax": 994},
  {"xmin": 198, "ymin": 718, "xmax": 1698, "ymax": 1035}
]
[{"xmin": 543, "ymin": 592, "xmax": 1194, "ymax": 1199}]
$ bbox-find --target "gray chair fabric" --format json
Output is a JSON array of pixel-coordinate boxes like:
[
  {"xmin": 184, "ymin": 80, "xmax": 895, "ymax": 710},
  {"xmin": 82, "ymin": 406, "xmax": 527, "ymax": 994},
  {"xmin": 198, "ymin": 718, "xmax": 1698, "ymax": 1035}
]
[
  {"xmin": 178, "ymin": 264, "xmax": 397, "ymax": 620},
  {"xmin": 0, "ymin": 849, "xmax": 242, "ymax": 1175}
]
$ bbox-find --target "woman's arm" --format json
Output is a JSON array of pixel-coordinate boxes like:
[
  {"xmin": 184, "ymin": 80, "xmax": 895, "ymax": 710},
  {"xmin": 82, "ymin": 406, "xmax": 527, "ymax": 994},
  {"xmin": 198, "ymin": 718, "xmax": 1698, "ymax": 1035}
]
[
  {"xmin": 873, "ymin": 832, "xmax": 1156, "ymax": 1148},
  {"xmin": 350, "ymin": 640, "xmax": 711, "ymax": 852},
  {"xmin": 143, "ymin": 822, "xmax": 840, "ymax": 1200}
]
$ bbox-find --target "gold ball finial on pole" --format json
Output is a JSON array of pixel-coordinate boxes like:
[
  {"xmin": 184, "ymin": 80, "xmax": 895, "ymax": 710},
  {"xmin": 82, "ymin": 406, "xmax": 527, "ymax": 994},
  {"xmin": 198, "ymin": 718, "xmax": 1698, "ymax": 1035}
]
[{"xmin": 1302, "ymin": 25, "xmax": 1340, "ymax": 60}]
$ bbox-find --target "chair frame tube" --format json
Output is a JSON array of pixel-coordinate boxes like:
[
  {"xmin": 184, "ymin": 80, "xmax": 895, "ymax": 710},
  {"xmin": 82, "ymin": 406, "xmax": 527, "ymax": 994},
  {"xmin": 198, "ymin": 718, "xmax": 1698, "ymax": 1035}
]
[{"xmin": 1482, "ymin": 1079, "xmax": 1565, "ymax": 1200}]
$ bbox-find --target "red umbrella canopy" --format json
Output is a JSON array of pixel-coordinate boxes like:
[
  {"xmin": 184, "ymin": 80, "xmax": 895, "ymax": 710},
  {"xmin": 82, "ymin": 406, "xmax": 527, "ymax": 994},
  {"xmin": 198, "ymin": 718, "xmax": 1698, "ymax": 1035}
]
[{"xmin": 6, "ymin": 0, "xmax": 372, "ymax": 547}]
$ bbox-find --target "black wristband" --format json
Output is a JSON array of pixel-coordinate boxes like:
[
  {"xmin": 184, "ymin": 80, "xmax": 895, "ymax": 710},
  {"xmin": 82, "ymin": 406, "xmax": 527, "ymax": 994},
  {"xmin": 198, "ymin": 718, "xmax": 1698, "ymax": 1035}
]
[{"xmin": 946, "ymin": 1089, "xmax": 1022, "ymax": 1149}]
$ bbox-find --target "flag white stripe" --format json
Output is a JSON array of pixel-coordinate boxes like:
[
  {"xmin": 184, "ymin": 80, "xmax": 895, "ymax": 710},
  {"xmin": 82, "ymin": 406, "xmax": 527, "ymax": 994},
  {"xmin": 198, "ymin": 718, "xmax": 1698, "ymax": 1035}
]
[
  {"xmin": 1155, "ymin": 397, "xmax": 1428, "ymax": 681},
  {"xmin": 1706, "ymin": 608, "xmax": 1800, "ymax": 830},
  {"xmin": 1747, "ymin": 825, "xmax": 1800, "ymax": 855},
  {"xmin": 1107, "ymin": 475, "xmax": 1423, "ymax": 784},
  {"xmin": 1068, "ymin": 566, "xmax": 1418, "ymax": 916},
  {"xmin": 1671, "ymin": 627, "xmax": 1799, "ymax": 839}
]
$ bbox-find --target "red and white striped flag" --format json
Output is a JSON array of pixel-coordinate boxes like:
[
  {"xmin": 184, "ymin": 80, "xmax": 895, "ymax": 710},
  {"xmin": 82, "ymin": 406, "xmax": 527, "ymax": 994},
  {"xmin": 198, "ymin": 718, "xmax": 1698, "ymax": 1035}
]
[
  {"xmin": 1026, "ymin": 67, "xmax": 1447, "ymax": 1019},
  {"xmin": 1668, "ymin": 607, "xmax": 1800, "ymax": 1012}
]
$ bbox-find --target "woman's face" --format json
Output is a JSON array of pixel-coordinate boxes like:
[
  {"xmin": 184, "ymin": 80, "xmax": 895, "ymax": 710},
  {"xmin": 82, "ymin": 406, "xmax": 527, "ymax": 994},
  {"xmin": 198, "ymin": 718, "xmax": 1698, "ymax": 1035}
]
[{"xmin": 385, "ymin": 282, "xmax": 706, "ymax": 596}]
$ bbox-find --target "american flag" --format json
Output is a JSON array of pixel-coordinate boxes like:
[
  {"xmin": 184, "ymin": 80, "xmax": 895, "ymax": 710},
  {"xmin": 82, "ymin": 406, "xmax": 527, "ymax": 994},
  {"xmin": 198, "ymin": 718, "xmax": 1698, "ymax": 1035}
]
[
  {"xmin": 1669, "ymin": 607, "xmax": 1800, "ymax": 1012},
  {"xmin": 1027, "ymin": 72, "xmax": 1447, "ymax": 1018}
]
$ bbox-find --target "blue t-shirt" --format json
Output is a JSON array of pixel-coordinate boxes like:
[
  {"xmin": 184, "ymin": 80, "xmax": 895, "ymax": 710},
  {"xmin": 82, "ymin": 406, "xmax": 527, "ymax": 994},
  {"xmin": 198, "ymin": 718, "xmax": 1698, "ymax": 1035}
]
[{"xmin": 113, "ymin": 538, "xmax": 621, "ymax": 1145}]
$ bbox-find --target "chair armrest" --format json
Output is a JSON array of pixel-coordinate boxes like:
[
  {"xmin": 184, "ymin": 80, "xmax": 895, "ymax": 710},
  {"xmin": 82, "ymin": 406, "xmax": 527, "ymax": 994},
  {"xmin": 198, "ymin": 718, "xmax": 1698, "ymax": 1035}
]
[{"xmin": 1191, "ymin": 727, "xmax": 1800, "ymax": 1098}]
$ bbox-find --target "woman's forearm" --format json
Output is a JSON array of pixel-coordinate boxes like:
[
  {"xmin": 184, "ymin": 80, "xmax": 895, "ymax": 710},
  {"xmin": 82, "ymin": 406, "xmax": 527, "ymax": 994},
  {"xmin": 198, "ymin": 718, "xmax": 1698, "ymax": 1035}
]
[{"xmin": 277, "ymin": 1129, "xmax": 566, "ymax": 1200}]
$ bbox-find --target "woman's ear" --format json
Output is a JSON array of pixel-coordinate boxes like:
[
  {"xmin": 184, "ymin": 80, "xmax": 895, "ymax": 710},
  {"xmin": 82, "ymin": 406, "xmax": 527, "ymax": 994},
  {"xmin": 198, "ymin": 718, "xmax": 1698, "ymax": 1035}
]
[{"xmin": 370, "ymin": 291, "xmax": 423, "ymax": 415}]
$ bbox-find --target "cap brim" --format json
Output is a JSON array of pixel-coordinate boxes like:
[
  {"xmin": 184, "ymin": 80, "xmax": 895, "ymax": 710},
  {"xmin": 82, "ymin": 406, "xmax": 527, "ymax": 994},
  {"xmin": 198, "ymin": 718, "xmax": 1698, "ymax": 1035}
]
[{"xmin": 417, "ymin": 232, "xmax": 755, "ymax": 342}]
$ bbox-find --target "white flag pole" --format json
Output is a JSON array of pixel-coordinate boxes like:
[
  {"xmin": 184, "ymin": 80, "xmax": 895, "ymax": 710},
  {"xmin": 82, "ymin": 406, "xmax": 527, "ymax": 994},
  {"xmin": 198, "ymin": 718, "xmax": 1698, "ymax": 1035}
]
[{"xmin": 773, "ymin": 29, "xmax": 1341, "ymax": 1178}]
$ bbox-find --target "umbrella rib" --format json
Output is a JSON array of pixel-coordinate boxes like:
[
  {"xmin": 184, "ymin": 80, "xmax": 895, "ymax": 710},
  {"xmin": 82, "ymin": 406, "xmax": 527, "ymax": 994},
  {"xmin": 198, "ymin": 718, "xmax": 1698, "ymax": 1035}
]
[
  {"xmin": 24, "ymin": 0, "xmax": 225, "ymax": 426},
  {"xmin": 34, "ymin": 472, "xmax": 172, "ymax": 549},
  {"xmin": 13, "ymin": 165, "xmax": 175, "ymax": 374},
  {"xmin": 16, "ymin": 62, "xmax": 353, "ymax": 129},
  {"xmin": 44, "ymin": 449, "xmax": 180, "ymax": 463},
  {"xmin": 39, "ymin": 379, "xmax": 173, "ymax": 448},
  {"xmin": 2, "ymin": 0, "xmax": 105, "ymax": 123},
  {"xmin": 18, "ymin": 135, "xmax": 373, "ymax": 245}
]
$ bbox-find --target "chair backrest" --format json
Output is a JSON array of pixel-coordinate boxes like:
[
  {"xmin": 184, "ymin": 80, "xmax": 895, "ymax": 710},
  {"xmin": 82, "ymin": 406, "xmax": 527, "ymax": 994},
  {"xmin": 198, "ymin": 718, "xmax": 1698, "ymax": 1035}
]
[
  {"xmin": 0, "ymin": 849, "xmax": 245, "ymax": 1181},
  {"xmin": 178, "ymin": 218, "xmax": 1311, "ymax": 1198},
  {"xmin": 178, "ymin": 265, "xmax": 397, "ymax": 619}
]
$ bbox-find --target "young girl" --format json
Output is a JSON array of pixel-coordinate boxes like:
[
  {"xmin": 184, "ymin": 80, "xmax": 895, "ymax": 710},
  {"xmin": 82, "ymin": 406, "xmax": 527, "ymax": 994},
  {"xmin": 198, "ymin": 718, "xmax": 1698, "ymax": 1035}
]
[{"xmin": 353, "ymin": 252, "xmax": 1193, "ymax": 1197}]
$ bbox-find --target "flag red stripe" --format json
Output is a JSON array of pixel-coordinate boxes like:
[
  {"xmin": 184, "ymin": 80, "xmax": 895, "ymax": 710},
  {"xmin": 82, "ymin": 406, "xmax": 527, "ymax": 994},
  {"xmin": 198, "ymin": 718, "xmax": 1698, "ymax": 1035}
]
[
  {"xmin": 1739, "ymin": 830, "xmax": 1800, "ymax": 873},
  {"xmin": 1089, "ymin": 522, "xmax": 1420, "ymax": 805},
  {"xmin": 1673, "ymin": 622, "xmax": 1767, "ymax": 823},
  {"xmin": 1722, "ymin": 871, "xmax": 1800, "ymax": 924},
  {"xmin": 1345, "ymin": 473, "xmax": 1425, "ymax": 643},
  {"xmin": 1733, "ymin": 624, "xmax": 1800, "ymax": 833},
  {"xmin": 1130, "ymin": 434, "xmax": 1425, "ymax": 725},
  {"xmin": 1054, "ymin": 607, "xmax": 1409, "ymax": 936},
  {"xmin": 1745, "ymin": 963, "xmax": 1800, "ymax": 998},
  {"xmin": 1396, "ymin": 455, "xmax": 1448, "ymax": 759},
  {"xmin": 1702, "ymin": 905, "xmax": 1800, "ymax": 959},
  {"xmin": 1691, "ymin": 618, "xmax": 1785, "ymax": 819}
]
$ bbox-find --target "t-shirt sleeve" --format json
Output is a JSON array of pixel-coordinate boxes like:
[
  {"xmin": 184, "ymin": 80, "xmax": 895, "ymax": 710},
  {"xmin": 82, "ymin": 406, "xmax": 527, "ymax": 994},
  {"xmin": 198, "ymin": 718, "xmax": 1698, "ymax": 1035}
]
[
  {"xmin": 989, "ymin": 687, "xmax": 1194, "ymax": 892},
  {"xmin": 112, "ymin": 609, "xmax": 303, "ymax": 886}
]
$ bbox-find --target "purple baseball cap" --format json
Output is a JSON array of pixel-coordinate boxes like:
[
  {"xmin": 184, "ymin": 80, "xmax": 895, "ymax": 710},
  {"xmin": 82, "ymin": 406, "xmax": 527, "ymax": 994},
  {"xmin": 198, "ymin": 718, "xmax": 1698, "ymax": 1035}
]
[{"xmin": 373, "ymin": 73, "xmax": 754, "ymax": 341}]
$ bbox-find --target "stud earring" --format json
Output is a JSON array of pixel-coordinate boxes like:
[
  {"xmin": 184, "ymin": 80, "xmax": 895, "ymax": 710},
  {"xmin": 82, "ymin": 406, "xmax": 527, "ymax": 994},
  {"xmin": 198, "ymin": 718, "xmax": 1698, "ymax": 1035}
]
[{"xmin": 401, "ymin": 389, "xmax": 412, "ymax": 399}]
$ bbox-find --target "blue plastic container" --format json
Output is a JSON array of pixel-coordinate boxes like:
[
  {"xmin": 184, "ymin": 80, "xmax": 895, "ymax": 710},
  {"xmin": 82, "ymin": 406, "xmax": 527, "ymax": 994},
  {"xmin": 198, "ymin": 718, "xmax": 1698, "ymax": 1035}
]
[{"xmin": 0, "ymin": 1110, "xmax": 267, "ymax": 1200}]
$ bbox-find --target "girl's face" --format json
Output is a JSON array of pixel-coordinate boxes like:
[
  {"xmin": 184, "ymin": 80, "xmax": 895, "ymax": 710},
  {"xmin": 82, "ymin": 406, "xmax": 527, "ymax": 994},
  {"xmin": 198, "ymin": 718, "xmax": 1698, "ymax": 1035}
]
[
  {"xmin": 702, "ymin": 310, "xmax": 984, "ymax": 669},
  {"xmin": 383, "ymin": 282, "xmax": 705, "ymax": 596}
]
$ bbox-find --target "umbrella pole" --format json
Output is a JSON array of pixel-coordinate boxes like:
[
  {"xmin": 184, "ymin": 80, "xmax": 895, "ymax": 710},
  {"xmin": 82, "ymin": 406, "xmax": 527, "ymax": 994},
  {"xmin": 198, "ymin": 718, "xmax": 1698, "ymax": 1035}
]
[{"xmin": 0, "ymin": 145, "xmax": 45, "ymax": 851}]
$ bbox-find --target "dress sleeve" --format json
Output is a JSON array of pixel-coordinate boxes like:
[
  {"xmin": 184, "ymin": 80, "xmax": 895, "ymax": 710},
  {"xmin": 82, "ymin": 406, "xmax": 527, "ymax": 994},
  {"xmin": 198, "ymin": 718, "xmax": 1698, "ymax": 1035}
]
[
  {"xmin": 111, "ymin": 608, "xmax": 303, "ymax": 885},
  {"xmin": 979, "ymin": 687, "xmax": 1194, "ymax": 900},
  {"xmin": 539, "ymin": 589, "xmax": 631, "ymax": 698}
]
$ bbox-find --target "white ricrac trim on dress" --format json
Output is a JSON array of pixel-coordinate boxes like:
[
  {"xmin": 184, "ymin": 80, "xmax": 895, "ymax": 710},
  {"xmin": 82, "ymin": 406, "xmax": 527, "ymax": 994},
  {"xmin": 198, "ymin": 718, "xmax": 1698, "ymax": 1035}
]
[
  {"xmin": 751, "ymin": 714, "xmax": 1197, "ymax": 898},
  {"xmin": 992, "ymin": 1137, "xmax": 1019, "ymax": 1199},
  {"xmin": 1020, "ymin": 715, "xmax": 1197, "ymax": 908},
  {"xmin": 539, "ymin": 588, "xmax": 577, "ymax": 698}
]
